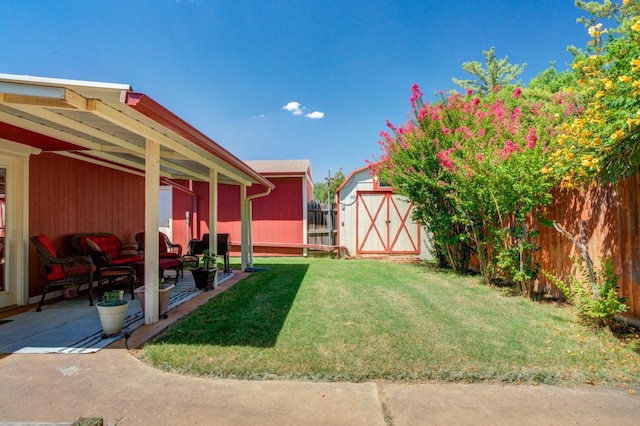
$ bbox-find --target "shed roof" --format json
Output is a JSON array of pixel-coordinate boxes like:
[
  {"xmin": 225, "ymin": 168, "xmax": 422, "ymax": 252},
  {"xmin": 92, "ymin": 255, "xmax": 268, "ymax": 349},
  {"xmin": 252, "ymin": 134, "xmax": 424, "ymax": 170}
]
[
  {"xmin": 245, "ymin": 159, "xmax": 311, "ymax": 178},
  {"xmin": 336, "ymin": 164, "xmax": 372, "ymax": 195},
  {"xmin": 0, "ymin": 73, "xmax": 273, "ymax": 190}
]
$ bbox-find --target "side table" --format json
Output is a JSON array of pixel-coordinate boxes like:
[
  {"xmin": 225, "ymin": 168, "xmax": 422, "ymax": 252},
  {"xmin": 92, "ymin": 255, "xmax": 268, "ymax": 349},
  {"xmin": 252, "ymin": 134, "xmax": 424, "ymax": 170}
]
[
  {"xmin": 181, "ymin": 255, "xmax": 199, "ymax": 269},
  {"xmin": 96, "ymin": 265, "xmax": 137, "ymax": 300}
]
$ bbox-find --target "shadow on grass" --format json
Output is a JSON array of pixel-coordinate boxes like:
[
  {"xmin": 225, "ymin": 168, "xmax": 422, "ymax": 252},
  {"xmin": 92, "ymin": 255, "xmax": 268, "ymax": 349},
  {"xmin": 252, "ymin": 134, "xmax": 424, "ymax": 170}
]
[{"xmin": 155, "ymin": 262, "xmax": 308, "ymax": 348}]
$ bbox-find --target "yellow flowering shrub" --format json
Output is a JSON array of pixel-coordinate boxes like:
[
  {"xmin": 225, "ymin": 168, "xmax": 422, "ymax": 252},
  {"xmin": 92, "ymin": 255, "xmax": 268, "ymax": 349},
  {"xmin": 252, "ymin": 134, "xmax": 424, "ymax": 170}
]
[{"xmin": 552, "ymin": 2, "xmax": 640, "ymax": 187}]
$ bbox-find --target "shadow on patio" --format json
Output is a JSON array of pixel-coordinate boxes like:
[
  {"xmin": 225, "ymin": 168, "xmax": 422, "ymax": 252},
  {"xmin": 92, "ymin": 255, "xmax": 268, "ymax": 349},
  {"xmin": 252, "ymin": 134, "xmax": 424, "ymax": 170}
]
[{"xmin": 0, "ymin": 269, "xmax": 239, "ymax": 354}]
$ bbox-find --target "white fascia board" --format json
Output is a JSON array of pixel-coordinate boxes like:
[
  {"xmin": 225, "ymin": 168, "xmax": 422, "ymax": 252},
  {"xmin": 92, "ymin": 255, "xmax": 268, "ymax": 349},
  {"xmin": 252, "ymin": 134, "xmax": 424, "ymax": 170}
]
[{"xmin": 0, "ymin": 73, "xmax": 131, "ymax": 91}]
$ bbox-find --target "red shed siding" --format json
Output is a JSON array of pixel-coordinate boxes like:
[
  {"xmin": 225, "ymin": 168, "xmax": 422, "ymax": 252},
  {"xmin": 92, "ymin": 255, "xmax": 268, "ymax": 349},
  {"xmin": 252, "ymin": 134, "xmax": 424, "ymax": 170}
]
[
  {"xmin": 28, "ymin": 153, "xmax": 145, "ymax": 298},
  {"xmin": 174, "ymin": 177, "xmax": 307, "ymax": 256},
  {"xmin": 252, "ymin": 178, "xmax": 303, "ymax": 243},
  {"xmin": 217, "ymin": 178, "xmax": 305, "ymax": 256}
]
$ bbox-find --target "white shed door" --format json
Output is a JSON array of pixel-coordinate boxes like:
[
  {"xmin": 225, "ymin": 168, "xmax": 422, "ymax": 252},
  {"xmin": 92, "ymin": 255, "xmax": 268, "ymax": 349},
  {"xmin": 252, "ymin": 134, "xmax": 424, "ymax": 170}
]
[{"xmin": 356, "ymin": 192, "xmax": 419, "ymax": 255}]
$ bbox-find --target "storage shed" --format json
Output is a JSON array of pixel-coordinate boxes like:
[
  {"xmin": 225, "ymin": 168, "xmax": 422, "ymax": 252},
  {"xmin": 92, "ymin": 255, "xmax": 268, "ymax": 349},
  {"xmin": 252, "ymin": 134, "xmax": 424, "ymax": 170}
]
[
  {"xmin": 221, "ymin": 159, "xmax": 313, "ymax": 256},
  {"xmin": 337, "ymin": 165, "xmax": 434, "ymax": 260}
]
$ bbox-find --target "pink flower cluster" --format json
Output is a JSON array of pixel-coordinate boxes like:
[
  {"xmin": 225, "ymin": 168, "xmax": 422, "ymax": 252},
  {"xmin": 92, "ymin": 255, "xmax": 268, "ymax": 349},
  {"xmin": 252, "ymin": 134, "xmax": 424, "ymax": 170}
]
[
  {"xmin": 500, "ymin": 139, "xmax": 521, "ymax": 160},
  {"xmin": 437, "ymin": 148, "xmax": 457, "ymax": 171},
  {"xmin": 375, "ymin": 82, "xmax": 574, "ymax": 186},
  {"xmin": 410, "ymin": 83, "xmax": 424, "ymax": 110}
]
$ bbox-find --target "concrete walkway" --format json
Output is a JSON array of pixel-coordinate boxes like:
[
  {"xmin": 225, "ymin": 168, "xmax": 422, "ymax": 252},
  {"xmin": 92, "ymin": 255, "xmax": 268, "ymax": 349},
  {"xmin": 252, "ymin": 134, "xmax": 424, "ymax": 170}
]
[{"xmin": 1, "ymin": 274, "xmax": 639, "ymax": 425}]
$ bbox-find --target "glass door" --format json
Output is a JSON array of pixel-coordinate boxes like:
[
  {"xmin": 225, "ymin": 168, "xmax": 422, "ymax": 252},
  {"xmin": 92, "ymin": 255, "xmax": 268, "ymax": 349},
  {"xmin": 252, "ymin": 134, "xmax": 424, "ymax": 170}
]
[
  {"xmin": 0, "ymin": 142, "xmax": 32, "ymax": 309},
  {"xmin": 0, "ymin": 168, "xmax": 5, "ymax": 293},
  {"xmin": 0, "ymin": 166, "xmax": 9, "ymax": 307}
]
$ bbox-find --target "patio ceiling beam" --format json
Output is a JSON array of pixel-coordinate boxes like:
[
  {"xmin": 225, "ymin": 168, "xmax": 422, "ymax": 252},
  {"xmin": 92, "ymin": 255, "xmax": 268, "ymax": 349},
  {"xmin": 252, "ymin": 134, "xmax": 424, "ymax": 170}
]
[
  {"xmin": 58, "ymin": 152, "xmax": 146, "ymax": 177},
  {"xmin": 0, "ymin": 102, "xmax": 146, "ymax": 155},
  {"xmin": 82, "ymin": 149, "xmax": 210, "ymax": 181},
  {"xmin": 94, "ymin": 147, "xmax": 209, "ymax": 180},
  {"xmin": 78, "ymin": 150, "xmax": 165, "ymax": 175},
  {"xmin": 0, "ymin": 109, "xmax": 104, "ymax": 151},
  {"xmin": 158, "ymin": 160, "xmax": 209, "ymax": 181},
  {"xmin": 0, "ymin": 86, "xmax": 87, "ymax": 110},
  {"xmin": 87, "ymin": 99, "xmax": 255, "ymax": 186},
  {"xmin": 159, "ymin": 150, "xmax": 189, "ymax": 160}
]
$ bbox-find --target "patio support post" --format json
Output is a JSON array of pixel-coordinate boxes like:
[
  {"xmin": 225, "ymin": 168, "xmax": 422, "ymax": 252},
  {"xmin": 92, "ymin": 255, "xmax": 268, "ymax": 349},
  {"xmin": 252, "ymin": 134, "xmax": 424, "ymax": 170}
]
[
  {"xmin": 248, "ymin": 199, "xmax": 254, "ymax": 267},
  {"xmin": 208, "ymin": 168, "xmax": 218, "ymax": 257},
  {"xmin": 240, "ymin": 184, "xmax": 250, "ymax": 271},
  {"xmin": 144, "ymin": 139, "xmax": 160, "ymax": 324},
  {"xmin": 301, "ymin": 176, "xmax": 308, "ymax": 257}
]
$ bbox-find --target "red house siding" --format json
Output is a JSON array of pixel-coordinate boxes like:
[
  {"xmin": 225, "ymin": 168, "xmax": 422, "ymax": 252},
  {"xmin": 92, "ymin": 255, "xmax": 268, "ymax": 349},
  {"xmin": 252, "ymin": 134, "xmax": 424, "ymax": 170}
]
[
  {"xmin": 28, "ymin": 153, "xmax": 145, "ymax": 298},
  {"xmin": 169, "ymin": 181, "xmax": 197, "ymax": 249}
]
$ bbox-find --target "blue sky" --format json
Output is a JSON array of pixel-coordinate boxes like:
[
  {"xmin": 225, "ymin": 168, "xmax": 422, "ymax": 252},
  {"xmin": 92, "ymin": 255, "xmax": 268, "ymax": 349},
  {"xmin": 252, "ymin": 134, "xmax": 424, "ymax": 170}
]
[{"xmin": 0, "ymin": 0, "xmax": 591, "ymax": 183}]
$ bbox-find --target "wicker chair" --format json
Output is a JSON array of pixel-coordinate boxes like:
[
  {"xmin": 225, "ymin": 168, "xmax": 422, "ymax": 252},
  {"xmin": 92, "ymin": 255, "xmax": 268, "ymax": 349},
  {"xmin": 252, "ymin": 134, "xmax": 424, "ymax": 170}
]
[
  {"xmin": 30, "ymin": 234, "xmax": 96, "ymax": 312},
  {"xmin": 187, "ymin": 233, "xmax": 231, "ymax": 273},
  {"xmin": 135, "ymin": 231, "xmax": 182, "ymax": 258},
  {"xmin": 135, "ymin": 231, "xmax": 183, "ymax": 279}
]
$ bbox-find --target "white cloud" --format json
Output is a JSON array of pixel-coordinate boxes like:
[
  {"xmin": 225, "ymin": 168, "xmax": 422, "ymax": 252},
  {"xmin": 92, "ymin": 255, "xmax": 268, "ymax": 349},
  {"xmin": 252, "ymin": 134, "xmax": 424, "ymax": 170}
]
[
  {"xmin": 305, "ymin": 111, "xmax": 325, "ymax": 119},
  {"xmin": 283, "ymin": 101, "xmax": 303, "ymax": 115},
  {"xmin": 251, "ymin": 114, "xmax": 266, "ymax": 120},
  {"xmin": 283, "ymin": 101, "xmax": 325, "ymax": 119}
]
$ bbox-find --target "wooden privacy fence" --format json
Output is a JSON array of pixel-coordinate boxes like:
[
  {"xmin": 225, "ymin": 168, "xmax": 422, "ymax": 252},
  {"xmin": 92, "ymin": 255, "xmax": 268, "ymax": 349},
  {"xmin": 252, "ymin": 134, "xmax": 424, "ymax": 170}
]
[
  {"xmin": 307, "ymin": 200, "xmax": 337, "ymax": 246},
  {"xmin": 537, "ymin": 168, "xmax": 640, "ymax": 318}
]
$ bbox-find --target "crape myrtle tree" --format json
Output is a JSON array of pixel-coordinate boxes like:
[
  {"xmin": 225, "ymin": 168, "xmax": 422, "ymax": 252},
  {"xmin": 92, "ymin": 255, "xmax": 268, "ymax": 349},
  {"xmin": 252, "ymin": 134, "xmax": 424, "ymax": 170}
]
[{"xmin": 372, "ymin": 84, "xmax": 575, "ymax": 296}]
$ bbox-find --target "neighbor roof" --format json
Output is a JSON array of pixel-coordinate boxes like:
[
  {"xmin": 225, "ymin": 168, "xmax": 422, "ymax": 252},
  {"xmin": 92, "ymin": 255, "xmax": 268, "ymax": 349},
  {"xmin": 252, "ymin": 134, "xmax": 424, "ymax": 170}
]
[{"xmin": 244, "ymin": 159, "xmax": 311, "ymax": 178}]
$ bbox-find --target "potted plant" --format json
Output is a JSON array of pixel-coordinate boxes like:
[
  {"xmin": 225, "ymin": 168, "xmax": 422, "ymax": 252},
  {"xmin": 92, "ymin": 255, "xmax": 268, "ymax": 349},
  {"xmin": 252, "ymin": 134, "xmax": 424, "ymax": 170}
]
[
  {"xmin": 134, "ymin": 278, "xmax": 175, "ymax": 319},
  {"xmin": 191, "ymin": 249, "xmax": 218, "ymax": 290},
  {"xmin": 96, "ymin": 290, "xmax": 129, "ymax": 338},
  {"xmin": 62, "ymin": 284, "xmax": 80, "ymax": 299}
]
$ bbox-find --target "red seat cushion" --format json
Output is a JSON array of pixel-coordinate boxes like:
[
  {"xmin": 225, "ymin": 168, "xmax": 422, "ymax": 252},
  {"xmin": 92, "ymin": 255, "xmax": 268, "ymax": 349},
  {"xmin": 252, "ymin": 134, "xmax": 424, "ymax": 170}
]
[
  {"xmin": 46, "ymin": 271, "xmax": 66, "ymax": 280},
  {"xmin": 160, "ymin": 252, "xmax": 179, "ymax": 259},
  {"xmin": 111, "ymin": 254, "xmax": 143, "ymax": 265},
  {"xmin": 37, "ymin": 234, "xmax": 63, "ymax": 275},
  {"xmin": 47, "ymin": 264, "xmax": 96, "ymax": 281}
]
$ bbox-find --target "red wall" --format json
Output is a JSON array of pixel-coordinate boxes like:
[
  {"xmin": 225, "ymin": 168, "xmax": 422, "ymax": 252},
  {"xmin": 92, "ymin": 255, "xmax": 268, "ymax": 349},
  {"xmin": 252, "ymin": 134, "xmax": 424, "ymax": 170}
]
[
  {"xmin": 171, "ymin": 177, "xmax": 306, "ymax": 256},
  {"xmin": 29, "ymin": 153, "xmax": 145, "ymax": 297},
  {"xmin": 169, "ymin": 181, "xmax": 197, "ymax": 250}
]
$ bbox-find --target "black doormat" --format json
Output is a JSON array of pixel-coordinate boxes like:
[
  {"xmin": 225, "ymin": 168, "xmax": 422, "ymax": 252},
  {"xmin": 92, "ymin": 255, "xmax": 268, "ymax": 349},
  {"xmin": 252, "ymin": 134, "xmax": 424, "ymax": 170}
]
[{"xmin": 0, "ymin": 319, "xmax": 13, "ymax": 326}]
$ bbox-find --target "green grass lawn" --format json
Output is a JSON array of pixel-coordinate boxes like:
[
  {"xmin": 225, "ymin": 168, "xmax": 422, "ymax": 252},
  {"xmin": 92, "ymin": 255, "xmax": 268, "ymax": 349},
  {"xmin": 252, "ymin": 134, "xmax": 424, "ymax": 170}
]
[{"xmin": 142, "ymin": 258, "xmax": 640, "ymax": 386}]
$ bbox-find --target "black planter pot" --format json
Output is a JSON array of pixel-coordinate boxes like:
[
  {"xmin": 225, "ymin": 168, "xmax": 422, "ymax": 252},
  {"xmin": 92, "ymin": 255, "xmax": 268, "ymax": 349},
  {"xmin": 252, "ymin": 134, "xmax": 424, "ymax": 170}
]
[{"xmin": 191, "ymin": 268, "xmax": 217, "ymax": 290}]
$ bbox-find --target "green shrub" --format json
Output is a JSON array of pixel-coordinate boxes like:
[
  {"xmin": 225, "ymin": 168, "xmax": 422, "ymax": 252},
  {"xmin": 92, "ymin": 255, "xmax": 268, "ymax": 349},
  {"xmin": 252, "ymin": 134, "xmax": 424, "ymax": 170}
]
[{"xmin": 543, "ymin": 257, "xmax": 627, "ymax": 329}]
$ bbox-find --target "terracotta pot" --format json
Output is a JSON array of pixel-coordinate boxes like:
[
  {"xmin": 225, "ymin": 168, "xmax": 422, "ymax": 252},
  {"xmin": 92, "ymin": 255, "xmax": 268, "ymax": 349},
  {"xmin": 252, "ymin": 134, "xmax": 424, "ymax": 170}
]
[{"xmin": 134, "ymin": 284, "xmax": 175, "ymax": 319}]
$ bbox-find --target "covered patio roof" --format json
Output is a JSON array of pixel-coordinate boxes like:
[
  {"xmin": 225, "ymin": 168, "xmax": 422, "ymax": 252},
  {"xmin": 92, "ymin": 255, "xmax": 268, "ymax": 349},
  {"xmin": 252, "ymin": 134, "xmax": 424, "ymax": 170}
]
[
  {"xmin": 0, "ymin": 73, "xmax": 273, "ymax": 190},
  {"xmin": 0, "ymin": 72, "xmax": 272, "ymax": 323}
]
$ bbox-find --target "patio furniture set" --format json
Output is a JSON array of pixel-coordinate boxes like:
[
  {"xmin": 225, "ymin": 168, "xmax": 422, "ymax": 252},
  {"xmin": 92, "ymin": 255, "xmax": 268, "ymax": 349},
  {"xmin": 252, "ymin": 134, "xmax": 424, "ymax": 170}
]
[{"xmin": 30, "ymin": 231, "xmax": 231, "ymax": 311}]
